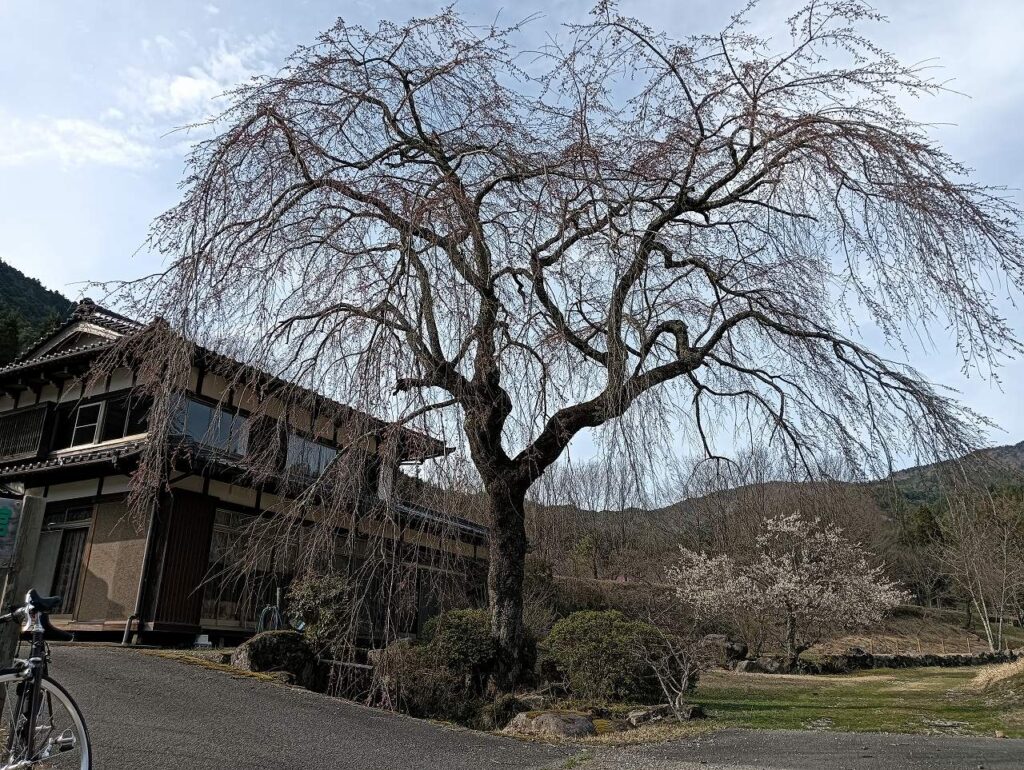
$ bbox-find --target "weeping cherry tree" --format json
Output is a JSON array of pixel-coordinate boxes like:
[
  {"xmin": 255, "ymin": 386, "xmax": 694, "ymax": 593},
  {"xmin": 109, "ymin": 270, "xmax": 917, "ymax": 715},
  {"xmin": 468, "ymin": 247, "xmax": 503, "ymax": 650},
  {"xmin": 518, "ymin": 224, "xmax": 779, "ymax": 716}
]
[{"xmin": 108, "ymin": 1, "xmax": 1024, "ymax": 686}]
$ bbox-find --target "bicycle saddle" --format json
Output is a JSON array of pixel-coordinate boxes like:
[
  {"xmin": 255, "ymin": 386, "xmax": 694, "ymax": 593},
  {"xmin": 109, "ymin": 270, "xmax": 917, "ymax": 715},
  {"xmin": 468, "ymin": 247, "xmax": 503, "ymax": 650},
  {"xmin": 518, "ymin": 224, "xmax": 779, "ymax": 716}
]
[{"xmin": 27, "ymin": 589, "xmax": 61, "ymax": 613}]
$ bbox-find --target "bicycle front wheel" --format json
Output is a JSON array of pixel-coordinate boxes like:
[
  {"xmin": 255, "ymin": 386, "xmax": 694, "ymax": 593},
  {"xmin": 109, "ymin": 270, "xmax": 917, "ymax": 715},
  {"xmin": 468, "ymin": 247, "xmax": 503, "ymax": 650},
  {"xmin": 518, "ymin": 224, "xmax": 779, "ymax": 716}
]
[{"xmin": 0, "ymin": 675, "xmax": 91, "ymax": 770}]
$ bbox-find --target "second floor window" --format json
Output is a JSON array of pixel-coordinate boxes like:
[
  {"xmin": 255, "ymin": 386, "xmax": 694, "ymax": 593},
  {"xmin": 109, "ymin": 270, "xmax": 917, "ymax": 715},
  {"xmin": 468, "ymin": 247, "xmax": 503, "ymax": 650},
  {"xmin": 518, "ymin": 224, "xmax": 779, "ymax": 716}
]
[
  {"xmin": 100, "ymin": 395, "xmax": 149, "ymax": 441},
  {"xmin": 53, "ymin": 394, "xmax": 152, "ymax": 451},
  {"xmin": 171, "ymin": 398, "xmax": 249, "ymax": 456},
  {"xmin": 285, "ymin": 433, "xmax": 337, "ymax": 477},
  {"xmin": 71, "ymin": 404, "xmax": 101, "ymax": 446}
]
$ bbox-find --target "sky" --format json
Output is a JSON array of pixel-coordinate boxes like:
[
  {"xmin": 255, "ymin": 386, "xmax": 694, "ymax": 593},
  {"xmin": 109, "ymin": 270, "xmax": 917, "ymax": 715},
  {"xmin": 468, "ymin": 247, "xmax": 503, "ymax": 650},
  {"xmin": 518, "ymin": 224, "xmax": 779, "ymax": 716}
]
[{"xmin": 1, "ymin": 0, "xmax": 1023, "ymax": 453}]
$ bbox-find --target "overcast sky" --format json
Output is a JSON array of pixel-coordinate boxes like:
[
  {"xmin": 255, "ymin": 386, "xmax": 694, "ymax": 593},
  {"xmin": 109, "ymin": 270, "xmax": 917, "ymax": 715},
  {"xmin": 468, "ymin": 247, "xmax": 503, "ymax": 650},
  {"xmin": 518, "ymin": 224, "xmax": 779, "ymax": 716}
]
[{"xmin": 1, "ymin": 0, "xmax": 1023, "ymax": 452}]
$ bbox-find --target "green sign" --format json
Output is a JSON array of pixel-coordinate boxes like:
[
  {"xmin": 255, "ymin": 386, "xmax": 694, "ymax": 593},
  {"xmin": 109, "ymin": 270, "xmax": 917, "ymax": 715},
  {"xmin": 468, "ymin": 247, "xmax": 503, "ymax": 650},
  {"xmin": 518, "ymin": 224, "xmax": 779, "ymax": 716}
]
[{"xmin": 0, "ymin": 498, "xmax": 22, "ymax": 567}]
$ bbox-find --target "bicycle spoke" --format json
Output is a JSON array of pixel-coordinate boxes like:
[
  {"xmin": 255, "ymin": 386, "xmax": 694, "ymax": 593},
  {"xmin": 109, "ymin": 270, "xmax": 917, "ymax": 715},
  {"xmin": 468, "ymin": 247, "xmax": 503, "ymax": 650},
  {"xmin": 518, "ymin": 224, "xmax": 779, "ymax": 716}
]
[{"xmin": 0, "ymin": 678, "xmax": 88, "ymax": 770}]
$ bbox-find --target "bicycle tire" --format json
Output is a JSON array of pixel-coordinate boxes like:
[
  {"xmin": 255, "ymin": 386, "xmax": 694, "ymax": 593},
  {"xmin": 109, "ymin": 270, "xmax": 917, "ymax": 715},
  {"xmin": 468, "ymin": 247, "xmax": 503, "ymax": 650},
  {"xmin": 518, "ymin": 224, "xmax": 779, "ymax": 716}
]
[{"xmin": 0, "ymin": 676, "xmax": 91, "ymax": 770}]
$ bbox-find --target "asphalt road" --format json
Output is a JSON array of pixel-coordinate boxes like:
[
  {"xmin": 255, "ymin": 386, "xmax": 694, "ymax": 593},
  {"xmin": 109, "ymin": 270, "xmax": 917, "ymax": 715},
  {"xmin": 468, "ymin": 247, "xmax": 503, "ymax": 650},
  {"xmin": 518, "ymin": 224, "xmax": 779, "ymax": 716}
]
[
  {"xmin": 50, "ymin": 645, "xmax": 573, "ymax": 770},
  {"xmin": 48, "ymin": 645, "xmax": 1024, "ymax": 770}
]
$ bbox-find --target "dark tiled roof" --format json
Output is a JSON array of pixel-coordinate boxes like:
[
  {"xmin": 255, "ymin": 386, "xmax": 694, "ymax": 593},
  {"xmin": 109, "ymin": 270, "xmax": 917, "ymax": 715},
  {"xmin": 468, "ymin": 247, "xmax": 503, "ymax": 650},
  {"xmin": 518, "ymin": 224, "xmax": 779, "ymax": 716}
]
[
  {"xmin": 15, "ymin": 298, "xmax": 144, "ymax": 365},
  {"xmin": 393, "ymin": 500, "xmax": 489, "ymax": 539},
  {"xmin": 0, "ymin": 439, "xmax": 147, "ymax": 479},
  {"xmin": 0, "ymin": 432, "xmax": 487, "ymax": 539},
  {"xmin": 0, "ymin": 339, "xmax": 114, "ymax": 378},
  {"xmin": 72, "ymin": 299, "xmax": 144, "ymax": 335}
]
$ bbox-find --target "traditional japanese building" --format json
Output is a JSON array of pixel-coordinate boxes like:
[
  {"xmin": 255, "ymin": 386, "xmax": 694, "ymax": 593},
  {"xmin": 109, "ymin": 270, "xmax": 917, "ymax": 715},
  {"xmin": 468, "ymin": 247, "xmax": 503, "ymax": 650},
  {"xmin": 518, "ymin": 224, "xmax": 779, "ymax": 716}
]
[{"xmin": 0, "ymin": 299, "xmax": 486, "ymax": 644}]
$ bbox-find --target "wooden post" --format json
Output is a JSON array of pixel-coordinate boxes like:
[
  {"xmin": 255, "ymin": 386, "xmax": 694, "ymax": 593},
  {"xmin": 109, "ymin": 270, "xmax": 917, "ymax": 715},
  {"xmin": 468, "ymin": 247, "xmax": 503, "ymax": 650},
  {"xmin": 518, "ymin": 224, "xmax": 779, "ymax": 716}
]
[
  {"xmin": 917, "ymin": 637, "xmax": 922, "ymax": 654},
  {"xmin": 0, "ymin": 496, "xmax": 45, "ymax": 711},
  {"xmin": 941, "ymin": 638, "xmax": 946, "ymax": 654}
]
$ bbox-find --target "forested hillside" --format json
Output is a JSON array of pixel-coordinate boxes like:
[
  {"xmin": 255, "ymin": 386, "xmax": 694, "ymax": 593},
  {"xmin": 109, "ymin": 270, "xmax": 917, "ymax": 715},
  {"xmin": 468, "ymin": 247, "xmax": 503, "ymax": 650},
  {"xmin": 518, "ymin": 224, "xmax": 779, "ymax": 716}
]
[
  {"xmin": 0, "ymin": 260, "xmax": 72, "ymax": 364},
  {"xmin": 405, "ymin": 440, "xmax": 1024, "ymax": 585},
  {"xmin": 881, "ymin": 441, "xmax": 1024, "ymax": 505}
]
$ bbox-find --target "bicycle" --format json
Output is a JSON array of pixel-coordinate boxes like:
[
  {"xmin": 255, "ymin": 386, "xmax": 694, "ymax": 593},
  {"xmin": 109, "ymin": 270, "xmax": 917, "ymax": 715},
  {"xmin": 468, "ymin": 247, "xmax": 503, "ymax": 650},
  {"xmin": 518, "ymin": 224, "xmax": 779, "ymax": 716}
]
[{"xmin": 0, "ymin": 590, "xmax": 91, "ymax": 769}]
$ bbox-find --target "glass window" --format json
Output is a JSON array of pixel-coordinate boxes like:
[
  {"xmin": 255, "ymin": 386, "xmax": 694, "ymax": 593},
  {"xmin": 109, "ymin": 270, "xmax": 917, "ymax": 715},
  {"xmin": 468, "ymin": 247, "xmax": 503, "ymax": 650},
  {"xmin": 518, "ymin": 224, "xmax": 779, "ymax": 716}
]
[
  {"xmin": 285, "ymin": 433, "xmax": 337, "ymax": 477},
  {"xmin": 100, "ymin": 397, "xmax": 128, "ymax": 442},
  {"xmin": 51, "ymin": 395, "xmax": 152, "ymax": 450},
  {"xmin": 99, "ymin": 394, "xmax": 150, "ymax": 443},
  {"xmin": 125, "ymin": 397, "xmax": 149, "ymax": 435},
  {"xmin": 43, "ymin": 506, "xmax": 92, "ymax": 528},
  {"xmin": 172, "ymin": 398, "xmax": 249, "ymax": 456},
  {"xmin": 202, "ymin": 509, "xmax": 290, "ymax": 625},
  {"xmin": 70, "ymin": 403, "xmax": 102, "ymax": 447},
  {"xmin": 217, "ymin": 411, "xmax": 249, "ymax": 456},
  {"xmin": 51, "ymin": 405, "xmax": 75, "ymax": 450}
]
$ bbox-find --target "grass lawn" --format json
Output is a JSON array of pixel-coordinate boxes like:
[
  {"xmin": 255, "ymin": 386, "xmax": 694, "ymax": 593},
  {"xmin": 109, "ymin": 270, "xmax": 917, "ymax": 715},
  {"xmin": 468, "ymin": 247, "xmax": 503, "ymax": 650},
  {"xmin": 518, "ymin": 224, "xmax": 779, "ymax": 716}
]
[{"xmin": 694, "ymin": 665, "xmax": 1024, "ymax": 738}]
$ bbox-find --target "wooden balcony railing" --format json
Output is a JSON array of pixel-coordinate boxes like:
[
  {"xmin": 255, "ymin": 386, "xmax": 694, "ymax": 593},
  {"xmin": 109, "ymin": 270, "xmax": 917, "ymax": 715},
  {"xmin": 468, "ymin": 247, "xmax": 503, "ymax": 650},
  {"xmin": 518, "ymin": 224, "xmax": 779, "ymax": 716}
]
[{"xmin": 0, "ymin": 404, "xmax": 51, "ymax": 464}]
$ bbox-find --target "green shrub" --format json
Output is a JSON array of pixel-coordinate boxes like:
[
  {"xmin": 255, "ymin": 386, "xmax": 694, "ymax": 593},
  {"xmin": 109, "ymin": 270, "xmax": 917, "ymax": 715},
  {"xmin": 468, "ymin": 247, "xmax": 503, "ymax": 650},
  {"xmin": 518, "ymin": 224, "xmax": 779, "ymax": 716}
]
[
  {"xmin": 422, "ymin": 608, "xmax": 495, "ymax": 677},
  {"xmin": 372, "ymin": 608, "xmax": 540, "ymax": 726},
  {"xmin": 544, "ymin": 610, "xmax": 663, "ymax": 702},
  {"xmin": 287, "ymin": 571, "xmax": 354, "ymax": 658},
  {"xmin": 373, "ymin": 640, "xmax": 478, "ymax": 724},
  {"xmin": 374, "ymin": 641, "xmax": 528, "ymax": 729},
  {"xmin": 426, "ymin": 608, "xmax": 539, "ymax": 687}
]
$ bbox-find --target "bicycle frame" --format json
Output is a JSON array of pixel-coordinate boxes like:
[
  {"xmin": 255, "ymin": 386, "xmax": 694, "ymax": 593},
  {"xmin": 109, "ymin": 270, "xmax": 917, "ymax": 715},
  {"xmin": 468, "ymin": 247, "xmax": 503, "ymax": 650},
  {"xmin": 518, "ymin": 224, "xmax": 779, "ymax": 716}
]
[{"xmin": 1, "ymin": 611, "xmax": 50, "ymax": 768}]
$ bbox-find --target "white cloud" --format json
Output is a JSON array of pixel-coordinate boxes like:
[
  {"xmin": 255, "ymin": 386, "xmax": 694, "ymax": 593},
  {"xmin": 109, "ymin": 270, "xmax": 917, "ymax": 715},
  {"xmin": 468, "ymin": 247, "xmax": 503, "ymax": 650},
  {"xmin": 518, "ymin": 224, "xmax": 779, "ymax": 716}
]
[
  {"xmin": 0, "ymin": 113, "xmax": 153, "ymax": 169},
  {"xmin": 141, "ymin": 34, "xmax": 177, "ymax": 58},
  {"xmin": 204, "ymin": 4, "xmax": 220, "ymax": 15},
  {"xmin": 0, "ymin": 33, "xmax": 278, "ymax": 172},
  {"xmin": 119, "ymin": 33, "xmax": 277, "ymax": 123}
]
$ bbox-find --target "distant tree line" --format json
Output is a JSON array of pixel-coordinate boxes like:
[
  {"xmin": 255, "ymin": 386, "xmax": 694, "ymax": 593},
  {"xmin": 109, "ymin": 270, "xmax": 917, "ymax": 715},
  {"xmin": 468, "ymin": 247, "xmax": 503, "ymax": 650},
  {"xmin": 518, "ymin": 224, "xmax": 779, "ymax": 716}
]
[{"xmin": 0, "ymin": 260, "xmax": 71, "ymax": 365}]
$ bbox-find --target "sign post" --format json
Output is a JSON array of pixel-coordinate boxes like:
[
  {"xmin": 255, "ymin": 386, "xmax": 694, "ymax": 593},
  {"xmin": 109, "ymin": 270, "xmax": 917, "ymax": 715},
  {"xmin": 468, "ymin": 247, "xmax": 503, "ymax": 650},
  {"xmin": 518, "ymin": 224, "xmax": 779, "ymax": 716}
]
[
  {"xmin": 0, "ymin": 497, "xmax": 23, "ymax": 568},
  {"xmin": 0, "ymin": 496, "xmax": 45, "ymax": 666}
]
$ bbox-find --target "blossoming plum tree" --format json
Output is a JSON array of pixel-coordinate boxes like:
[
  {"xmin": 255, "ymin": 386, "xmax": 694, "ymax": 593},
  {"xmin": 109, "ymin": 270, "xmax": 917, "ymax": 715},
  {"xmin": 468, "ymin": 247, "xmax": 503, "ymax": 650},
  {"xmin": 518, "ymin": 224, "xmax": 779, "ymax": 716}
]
[{"xmin": 670, "ymin": 513, "xmax": 908, "ymax": 668}]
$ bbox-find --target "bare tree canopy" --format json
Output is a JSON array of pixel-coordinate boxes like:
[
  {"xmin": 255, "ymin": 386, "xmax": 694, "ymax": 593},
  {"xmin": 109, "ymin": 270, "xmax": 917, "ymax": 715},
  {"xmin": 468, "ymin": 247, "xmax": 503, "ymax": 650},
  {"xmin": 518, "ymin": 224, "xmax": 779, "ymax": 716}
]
[{"xmin": 106, "ymin": 0, "xmax": 1024, "ymax": 685}]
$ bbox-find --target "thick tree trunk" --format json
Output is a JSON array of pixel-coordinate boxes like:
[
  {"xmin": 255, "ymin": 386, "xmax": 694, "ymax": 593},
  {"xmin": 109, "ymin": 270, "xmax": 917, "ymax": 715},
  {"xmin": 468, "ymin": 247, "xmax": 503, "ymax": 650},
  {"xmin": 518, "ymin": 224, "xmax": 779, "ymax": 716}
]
[{"xmin": 485, "ymin": 477, "xmax": 529, "ymax": 691}]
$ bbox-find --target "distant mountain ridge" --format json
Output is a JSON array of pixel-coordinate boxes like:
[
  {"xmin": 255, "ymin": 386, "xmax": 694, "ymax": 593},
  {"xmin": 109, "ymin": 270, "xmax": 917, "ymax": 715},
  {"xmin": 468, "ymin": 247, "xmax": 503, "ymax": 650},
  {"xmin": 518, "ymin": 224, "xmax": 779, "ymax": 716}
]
[
  {"xmin": 882, "ymin": 440, "xmax": 1024, "ymax": 505},
  {"xmin": 0, "ymin": 260, "xmax": 73, "ymax": 364}
]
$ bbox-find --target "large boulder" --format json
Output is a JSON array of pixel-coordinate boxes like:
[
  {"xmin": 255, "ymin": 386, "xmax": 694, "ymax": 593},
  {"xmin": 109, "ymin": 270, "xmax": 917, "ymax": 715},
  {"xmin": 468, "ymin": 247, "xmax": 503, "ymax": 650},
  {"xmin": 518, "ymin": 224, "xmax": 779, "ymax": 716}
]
[
  {"xmin": 504, "ymin": 711, "xmax": 597, "ymax": 738},
  {"xmin": 231, "ymin": 630, "xmax": 324, "ymax": 690}
]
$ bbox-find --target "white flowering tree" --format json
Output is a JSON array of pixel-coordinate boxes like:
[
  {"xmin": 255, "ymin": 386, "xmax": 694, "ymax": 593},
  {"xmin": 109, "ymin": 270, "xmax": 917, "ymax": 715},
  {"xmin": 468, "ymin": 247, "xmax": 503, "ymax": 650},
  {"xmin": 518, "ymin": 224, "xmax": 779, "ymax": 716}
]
[{"xmin": 669, "ymin": 513, "xmax": 908, "ymax": 669}]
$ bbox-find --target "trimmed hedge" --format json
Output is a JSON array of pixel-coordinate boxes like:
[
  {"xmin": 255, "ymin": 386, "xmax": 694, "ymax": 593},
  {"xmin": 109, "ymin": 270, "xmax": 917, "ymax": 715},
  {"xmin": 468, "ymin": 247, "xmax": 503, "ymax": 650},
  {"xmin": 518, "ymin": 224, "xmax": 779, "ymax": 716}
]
[
  {"xmin": 421, "ymin": 608, "xmax": 496, "ymax": 690},
  {"xmin": 543, "ymin": 610, "xmax": 663, "ymax": 702},
  {"xmin": 374, "ymin": 640, "xmax": 481, "ymax": 723}
]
